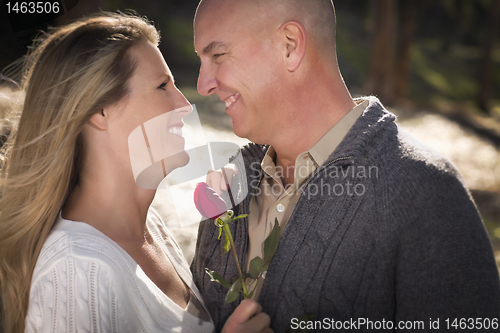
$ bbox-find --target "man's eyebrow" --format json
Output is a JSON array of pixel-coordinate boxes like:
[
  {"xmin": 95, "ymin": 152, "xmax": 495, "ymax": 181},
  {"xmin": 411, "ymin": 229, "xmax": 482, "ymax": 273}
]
[{"xmin": 202, "ymin": 41, "xmax": 228, "ymax": 54}]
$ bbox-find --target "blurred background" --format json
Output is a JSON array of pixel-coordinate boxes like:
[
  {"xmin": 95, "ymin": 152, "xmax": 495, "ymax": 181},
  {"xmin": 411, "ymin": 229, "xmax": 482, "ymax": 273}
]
[{"xmin": 0, "ymin": 0, "xmax": 499, "ymax": 270}]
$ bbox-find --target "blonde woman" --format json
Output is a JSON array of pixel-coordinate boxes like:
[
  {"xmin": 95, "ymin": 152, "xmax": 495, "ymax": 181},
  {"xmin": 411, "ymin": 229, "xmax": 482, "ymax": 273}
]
[{"xmin": 0, "ymin": 12, "xmax": 272, "ymax": 333}]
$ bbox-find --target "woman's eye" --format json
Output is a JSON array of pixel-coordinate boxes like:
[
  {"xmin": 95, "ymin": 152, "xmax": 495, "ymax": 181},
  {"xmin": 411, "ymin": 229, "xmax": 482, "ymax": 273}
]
[{"xmin": 158, "ymin": 82, "xmax": 167, "ymax": 90}]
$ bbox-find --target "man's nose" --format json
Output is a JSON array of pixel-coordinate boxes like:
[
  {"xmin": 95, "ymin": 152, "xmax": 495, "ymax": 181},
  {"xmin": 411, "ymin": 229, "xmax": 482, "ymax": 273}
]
[{"xmin": 197, "ymin": 63, "xmax": 217, "ymax": 96}]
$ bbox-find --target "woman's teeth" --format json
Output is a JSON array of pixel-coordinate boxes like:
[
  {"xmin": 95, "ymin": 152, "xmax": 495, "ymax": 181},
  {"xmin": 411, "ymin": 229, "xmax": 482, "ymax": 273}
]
[{"xmin": 168, "ymin": 126, "xmax": 183, "ymax": 136}]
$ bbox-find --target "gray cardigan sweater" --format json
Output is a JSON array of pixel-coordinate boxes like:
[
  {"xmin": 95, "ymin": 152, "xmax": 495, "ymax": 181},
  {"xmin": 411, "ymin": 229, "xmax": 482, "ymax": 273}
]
[{"xmin": 191, "ymin": 97, "xmax": 500, "ymax": 332}]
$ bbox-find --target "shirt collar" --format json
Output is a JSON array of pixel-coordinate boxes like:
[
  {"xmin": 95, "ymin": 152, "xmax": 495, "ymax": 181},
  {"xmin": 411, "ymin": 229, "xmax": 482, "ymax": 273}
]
[
  {"xmin": 259, "ymin": 98, "xmax": 368, "ymax": 184},
  {"xmin": 308, "ymin": 99, "xmax": 368, "ymax": 166}
]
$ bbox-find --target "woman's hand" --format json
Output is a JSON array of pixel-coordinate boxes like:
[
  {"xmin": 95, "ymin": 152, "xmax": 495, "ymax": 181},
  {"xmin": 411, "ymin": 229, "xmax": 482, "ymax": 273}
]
[{"xmin": 221, "ymin": 299, "xmax": 273, "ymax": 333}]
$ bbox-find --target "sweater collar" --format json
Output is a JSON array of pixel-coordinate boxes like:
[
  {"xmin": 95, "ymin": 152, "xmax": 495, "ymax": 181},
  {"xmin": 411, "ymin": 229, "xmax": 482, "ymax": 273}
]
[{"xmin": 324, "ymin": 96, "xmax": 396, "ymax": 166}]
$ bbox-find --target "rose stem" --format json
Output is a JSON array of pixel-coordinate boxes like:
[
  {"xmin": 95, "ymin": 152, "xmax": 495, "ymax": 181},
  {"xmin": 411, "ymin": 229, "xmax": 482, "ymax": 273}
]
[{"xmin": 222, "ymin": 223, "xmax": 250, "ymax": 298}]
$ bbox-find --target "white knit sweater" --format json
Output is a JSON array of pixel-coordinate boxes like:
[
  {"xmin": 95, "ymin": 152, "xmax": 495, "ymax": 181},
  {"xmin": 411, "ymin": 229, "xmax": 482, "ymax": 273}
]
[{"xmin": 26, "ymin": 209, "xmax": 215, "ymax": 333}]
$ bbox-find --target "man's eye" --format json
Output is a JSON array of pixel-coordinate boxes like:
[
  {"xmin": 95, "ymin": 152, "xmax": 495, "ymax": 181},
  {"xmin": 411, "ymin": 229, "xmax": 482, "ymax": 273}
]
[
  {"xmin": 158, "ymin": 82, "xmax": 167, "ymax": 90},
  {"xmin": 213, "ymin": 53, "xmax": 225, "ymax": 60}
]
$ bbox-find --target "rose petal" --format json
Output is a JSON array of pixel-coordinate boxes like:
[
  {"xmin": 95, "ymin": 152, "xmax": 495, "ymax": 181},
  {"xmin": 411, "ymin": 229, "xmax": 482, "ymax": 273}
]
[{"xmin": 194, "ymin": 182, "xmax": 227, "ymax": 219}]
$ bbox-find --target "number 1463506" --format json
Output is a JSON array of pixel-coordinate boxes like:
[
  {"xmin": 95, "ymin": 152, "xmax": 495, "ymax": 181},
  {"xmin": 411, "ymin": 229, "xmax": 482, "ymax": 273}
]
[{"xmin": 6, "ymin": 2, "xmax": 60, "ymax": 14}]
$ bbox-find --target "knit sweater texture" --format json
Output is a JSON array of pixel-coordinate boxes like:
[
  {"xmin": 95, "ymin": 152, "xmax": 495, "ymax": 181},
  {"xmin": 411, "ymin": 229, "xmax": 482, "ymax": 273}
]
[
  {"xmin": 191, "ymin": 97, "xmax": 500, "ymax": 332},
  {"xmin": 27, "ymin": 209, "xmax": 215, "ymax": 333}
]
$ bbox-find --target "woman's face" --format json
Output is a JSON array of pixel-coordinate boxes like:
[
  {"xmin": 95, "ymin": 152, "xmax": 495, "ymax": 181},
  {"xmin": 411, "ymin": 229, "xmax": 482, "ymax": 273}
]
[{"xmin": 106, "ymin": 41, "xmax": 191, "ymax": 183}]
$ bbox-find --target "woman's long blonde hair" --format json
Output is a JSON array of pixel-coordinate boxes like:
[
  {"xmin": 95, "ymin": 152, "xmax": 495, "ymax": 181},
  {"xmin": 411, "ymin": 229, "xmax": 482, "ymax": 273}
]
[{"xmin": 0, "ymin": 12, "xmax": 159, "ymax": 332}]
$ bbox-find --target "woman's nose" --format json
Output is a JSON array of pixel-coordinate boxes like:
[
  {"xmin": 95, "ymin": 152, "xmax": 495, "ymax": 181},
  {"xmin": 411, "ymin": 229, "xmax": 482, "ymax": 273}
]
[{"xmin": 174, "ymin": 88, "xmax": 192, "ymax": 112}]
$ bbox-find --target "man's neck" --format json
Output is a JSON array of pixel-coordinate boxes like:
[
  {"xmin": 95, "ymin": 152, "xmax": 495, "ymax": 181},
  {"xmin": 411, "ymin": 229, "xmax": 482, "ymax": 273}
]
[
  {"xmin": 274, "ymin": 153, "xmax": 296, "ymax": 187},
  {"xmin": 264, "ymin": 60, "xmax": 356, "ymax": 186},
  {"xmin": 270, "ymin": 99, "xmax": 357, "ymax": 187}
]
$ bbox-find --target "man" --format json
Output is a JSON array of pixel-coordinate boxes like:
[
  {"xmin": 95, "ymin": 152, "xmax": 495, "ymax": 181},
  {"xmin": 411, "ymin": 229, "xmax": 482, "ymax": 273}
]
[{"xmin": 191, "ymin": 0, "xmax": 500, "ymax": 332}]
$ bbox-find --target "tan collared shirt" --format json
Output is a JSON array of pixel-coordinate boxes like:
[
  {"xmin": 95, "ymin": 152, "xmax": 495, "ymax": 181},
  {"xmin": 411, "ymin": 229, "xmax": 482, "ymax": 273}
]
[{"xmin": 246, "ymin": 99, "xmax": 368, "ymax": 299}]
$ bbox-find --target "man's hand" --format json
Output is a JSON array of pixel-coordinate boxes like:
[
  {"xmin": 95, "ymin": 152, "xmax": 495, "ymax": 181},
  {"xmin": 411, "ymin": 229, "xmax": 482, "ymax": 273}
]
[
  {"xmin": 222, "ymin": 299, "xmax": 273, "ymax": 333},
  {"xmin": 206, "ymin": 164, "xmax": 238, "ymax": 195}
]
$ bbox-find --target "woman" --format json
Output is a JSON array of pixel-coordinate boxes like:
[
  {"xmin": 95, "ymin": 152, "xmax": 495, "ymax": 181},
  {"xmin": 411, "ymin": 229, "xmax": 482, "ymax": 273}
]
[{"xmin": 0, "ymin": 12, "xmax": 271, "ymax": 332}]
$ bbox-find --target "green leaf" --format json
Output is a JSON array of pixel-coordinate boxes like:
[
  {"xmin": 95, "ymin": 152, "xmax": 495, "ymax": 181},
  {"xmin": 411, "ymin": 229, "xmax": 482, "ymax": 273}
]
[
  {"xmin": 218, "ymin": 227, "xmax": 222, "ymax": 240},
  {"xmin": 248, "ymin": 256, "xmax": 263, "ymax": 279},
  {"xmin": 263, "ymin": 218, "xmax": 280, "ymax": 265},
  {"xmin": 204, "ymin": 268, "xmax": 231, "ymax": 289},
  {"xmin": 231, "ymin": 214, "xmax": 248, "ymax": 222},
  {"xmin": 225, "ymin": 278, "xmax": 242, "ymax": 304},
  {"xmin": 222, "ymin": 230, "xmax": 231, "ymax": 254}
]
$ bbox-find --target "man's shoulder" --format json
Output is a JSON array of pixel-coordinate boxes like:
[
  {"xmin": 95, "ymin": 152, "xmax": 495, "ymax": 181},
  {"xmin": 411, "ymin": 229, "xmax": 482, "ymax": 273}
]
[
  {"xmin": 331, "ymin": 98, "xmax": 462, "ymax": 186},
  {"xmin": 329, "ymin": 100, "xmax": 473, "ymax": 209},
  {"xmin": 362, "ymin": 126, "xmax": 480, "ymax": 227},
  {"xmin": 387, "ymin": 128, "xmax": 462, "ymax": 184}
]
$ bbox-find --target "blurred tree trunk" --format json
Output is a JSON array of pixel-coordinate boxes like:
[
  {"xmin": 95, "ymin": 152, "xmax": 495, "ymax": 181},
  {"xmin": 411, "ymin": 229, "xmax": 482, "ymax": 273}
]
[
  {"xmin": 394, "ymin": 0, "xmax": 417, "ymax": 100},
  {"xmin": 476, "ymin": 0, "xmax": 500, "ymax": 114},
  {"xmin": 366, "ymin": 0, "xmax": 398, "ymax": 104}
]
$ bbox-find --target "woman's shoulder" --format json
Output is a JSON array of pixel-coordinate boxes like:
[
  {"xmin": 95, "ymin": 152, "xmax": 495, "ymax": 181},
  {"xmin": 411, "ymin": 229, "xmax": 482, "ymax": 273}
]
[
  {"xmin": 32, "ymin": 214, "xmax": 135, "ymax": 284},
  {"xmin": 27, "ymin": 214, "xmax": 148, "ymax": 332},
  {"xmin": 27, "ymin": 218, "xmax": 143, "ymax": 332}
]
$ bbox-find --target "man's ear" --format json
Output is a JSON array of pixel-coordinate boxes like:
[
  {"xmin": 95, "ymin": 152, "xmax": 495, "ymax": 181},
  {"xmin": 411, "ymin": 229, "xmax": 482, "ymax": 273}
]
[
  {"xmin": 88, "ymin": 109, "xmax": 109, "ymax": 130},
  {"xmin": 280, "ymin": 20, "xmax": 307, "ymax": 72}
]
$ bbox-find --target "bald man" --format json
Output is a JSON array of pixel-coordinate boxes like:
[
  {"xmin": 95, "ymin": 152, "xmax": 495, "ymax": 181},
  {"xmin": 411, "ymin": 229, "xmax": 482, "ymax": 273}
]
[{"xmin": 191, "ymin": 0, "xmax": 500, "ymax": 331}]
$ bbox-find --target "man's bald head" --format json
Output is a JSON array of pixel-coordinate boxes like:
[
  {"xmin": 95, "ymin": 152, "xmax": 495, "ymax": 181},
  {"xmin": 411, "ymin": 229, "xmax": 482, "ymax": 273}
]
[
  {"xmin": 194, "ymin": 0, "xmax": 354, "ymax": 147},
  {"xmin": 195, "ymin": 0, "xmax": 337, "ymax": 58}
]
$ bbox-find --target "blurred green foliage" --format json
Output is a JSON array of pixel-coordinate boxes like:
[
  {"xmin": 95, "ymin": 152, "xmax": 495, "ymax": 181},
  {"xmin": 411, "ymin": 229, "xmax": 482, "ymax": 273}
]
[{"xmin": 1, "ymin": 0, "xmax": 499, "ymax": 111}]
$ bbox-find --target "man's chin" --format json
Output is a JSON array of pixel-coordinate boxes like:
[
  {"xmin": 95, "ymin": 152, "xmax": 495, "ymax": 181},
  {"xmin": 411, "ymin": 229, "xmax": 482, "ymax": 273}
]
[
  {"xmin": 233, "ymin": 125, "xmax": 267, "ymax": 145},
  {"xmin": 231, "ymin": 120, "xmax": 251, "ymax": 140}
]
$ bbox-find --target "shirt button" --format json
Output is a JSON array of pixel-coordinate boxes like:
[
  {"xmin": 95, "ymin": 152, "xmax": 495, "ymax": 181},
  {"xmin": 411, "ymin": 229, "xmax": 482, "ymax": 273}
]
[{"xmin": 276, "ymin": 204, "xmax": 285, "ymax": 212}]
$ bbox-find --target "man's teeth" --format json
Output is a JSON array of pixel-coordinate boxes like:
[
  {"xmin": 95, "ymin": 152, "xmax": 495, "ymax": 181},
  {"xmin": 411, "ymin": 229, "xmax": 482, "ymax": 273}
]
[
  {"xmin": 168, "ymin": 126, "xmax": 183, "ymax": 136},
  {"xmin": 225, "ymin": 94, "xmax": 239, "ymax": 108}
]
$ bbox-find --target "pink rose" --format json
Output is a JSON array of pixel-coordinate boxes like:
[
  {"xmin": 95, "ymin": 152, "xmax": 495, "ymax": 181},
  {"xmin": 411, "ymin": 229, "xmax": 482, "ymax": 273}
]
[{"xmin": 194, "ymin": 182, "xmax": 227, "ymax": 219}]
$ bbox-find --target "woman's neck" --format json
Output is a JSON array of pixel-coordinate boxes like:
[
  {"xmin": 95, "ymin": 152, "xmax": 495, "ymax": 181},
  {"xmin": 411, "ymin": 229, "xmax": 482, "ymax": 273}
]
[{"xmin": 62, "ymin": 169, "xmax": 156, "ymax": 244}]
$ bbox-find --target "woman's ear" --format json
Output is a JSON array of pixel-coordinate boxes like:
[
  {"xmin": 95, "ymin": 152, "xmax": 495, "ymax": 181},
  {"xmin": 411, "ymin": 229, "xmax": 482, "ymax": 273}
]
[
  {"xmin": 88, "ymin": 109, "xmax": 109, "ymax": 130},
  {"xmin": 280, "ymin": 20, "xmax": 307, "ymax": 72}
]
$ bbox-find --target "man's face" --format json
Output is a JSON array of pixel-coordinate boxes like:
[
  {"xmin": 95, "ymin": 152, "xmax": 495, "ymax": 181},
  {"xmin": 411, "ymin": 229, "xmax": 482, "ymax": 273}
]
[{"xmin": 194, "ymin": 1, "xmax": 285, "ymax": 143}]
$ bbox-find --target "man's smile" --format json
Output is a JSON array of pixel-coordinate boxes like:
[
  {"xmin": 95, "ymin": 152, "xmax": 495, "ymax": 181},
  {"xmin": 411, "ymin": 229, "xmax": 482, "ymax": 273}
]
[{"xmin": 224, "ymin": 93, "xmax": 240, "ymax": 109}]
